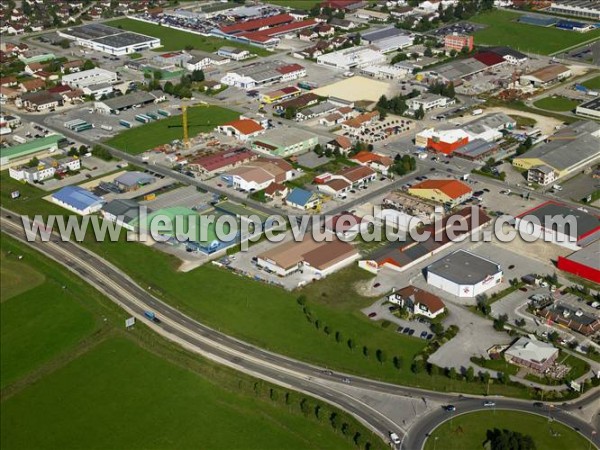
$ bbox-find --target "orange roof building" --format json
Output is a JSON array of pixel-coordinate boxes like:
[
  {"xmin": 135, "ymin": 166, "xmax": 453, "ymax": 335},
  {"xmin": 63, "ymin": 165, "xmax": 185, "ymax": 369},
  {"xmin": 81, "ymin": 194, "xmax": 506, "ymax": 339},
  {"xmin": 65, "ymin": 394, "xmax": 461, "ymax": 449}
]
[
  {"xmin": 217, "ymin": 119, "xmax": 264, "ymax": 141},
  {"xmin": 408, "ymin": 179, "xmax": 472, "ymax": 205},
  {"xmin": 350, "ymin": 151, "xmax": 393, "ymax": 173}
]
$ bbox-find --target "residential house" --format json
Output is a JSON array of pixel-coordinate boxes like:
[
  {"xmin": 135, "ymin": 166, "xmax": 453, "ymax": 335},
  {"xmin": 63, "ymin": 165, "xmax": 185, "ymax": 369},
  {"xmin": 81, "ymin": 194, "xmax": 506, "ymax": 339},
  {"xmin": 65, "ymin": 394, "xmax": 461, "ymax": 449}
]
[
  {"xmin": 350, "ymin": 151, "xmax": 393, "ymax": 175},
  {"xmin": 217, "ymin": 118, "xmax": 265, "ymax": 142},
  {"xmin": 286, "ymin": 188, "xmax": 321, "ymax": 210},
  {"xmin": 326, "ymin": 136, "xmax": 353, "ymax": 154},
  {"xmin": 387, "ymin": 285, "xmax": 446, "ymax": 319}
]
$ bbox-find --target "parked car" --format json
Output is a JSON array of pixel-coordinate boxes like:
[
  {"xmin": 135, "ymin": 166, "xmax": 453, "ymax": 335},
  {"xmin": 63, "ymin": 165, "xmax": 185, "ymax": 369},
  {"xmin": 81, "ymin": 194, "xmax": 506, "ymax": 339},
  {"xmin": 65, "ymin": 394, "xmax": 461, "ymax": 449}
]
[
  {"xmin": 445, "ymin": 405, "xmax": 456, "ymax": 412},
  {"xmin": 402, "ymin": 328, "xmax": 410, "ymax": 334},
  {"xmin": 408, "ymin": 329, "xmax": 415, "ymax": 336},
  {"xmin": 368, "ymin": 312, "xmax": 377, "ymax": 318},
  {"xmin": 390, "ymin": 432, "xmax": 401, "ymax": 445},
  {"xmin": 483, "ymin": 401, "xmax": 496, "ymax": 407},
  {"xmin": 420, "ymin": 331, "xmax": 428, "ymax": 339},
  {"xmin": 533, "ymin": 402, "xmax": 544, "ymax": 408}
]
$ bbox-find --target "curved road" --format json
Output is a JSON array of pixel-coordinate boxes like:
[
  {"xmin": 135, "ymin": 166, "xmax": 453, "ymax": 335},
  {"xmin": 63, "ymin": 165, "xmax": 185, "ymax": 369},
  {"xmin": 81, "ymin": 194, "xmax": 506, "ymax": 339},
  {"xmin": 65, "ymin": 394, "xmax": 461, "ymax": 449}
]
[{"xmin": 2, "ymin": 210, "xmax": 598, "ymax": 449}]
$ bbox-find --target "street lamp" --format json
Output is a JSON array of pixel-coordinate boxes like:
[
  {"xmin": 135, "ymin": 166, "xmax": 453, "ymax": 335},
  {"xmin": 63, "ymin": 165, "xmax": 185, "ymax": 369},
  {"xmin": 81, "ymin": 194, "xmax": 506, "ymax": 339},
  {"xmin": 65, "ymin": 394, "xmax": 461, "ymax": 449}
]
[{"xmin": 433, "ymin": 436, "xmax": 439, "ymax": 450}]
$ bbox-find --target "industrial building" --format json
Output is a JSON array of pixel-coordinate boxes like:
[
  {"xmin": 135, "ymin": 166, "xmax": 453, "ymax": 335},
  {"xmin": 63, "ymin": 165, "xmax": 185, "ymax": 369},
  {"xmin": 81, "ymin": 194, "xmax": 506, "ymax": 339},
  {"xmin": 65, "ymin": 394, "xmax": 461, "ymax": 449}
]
[
  {"xmin": 504, "ymin": 337, "xmax": 558, "ymax": 374},
  {"xmin": 575, "ymin": 97, "xmax": 600, "ymax": 120},
  {"xmin": 9, "ymin": 155, "xmax": 80, "ymax": 182},
  {"xmin": 415, "ymin": 128, "xmax": 470, "ymax": 154},
  {"xmin": 557, "ymin": 241, "xmax": 600, "ymax": 284},
  {"xmin": 61, "ymin": 68, "xmax": 117, "ymax": 98},
  {"xmin": 0, "ymin": 134, "xmax": 65, "ymax": 169},
  {"xmin": 250, "ymin": 128, "xmax": 317, "ymax": 157},
  {"xmin": 220, "ymin": 61, "xmax": 306, "ymax": 90},
  {"xmin": 360, "ymin": 26, "xmax": 413, "ymax": 53},
  {"xmin": 409, "ymin": 179, "xmax": 473, "ymax": 206},
  {"xmin": 359, "ymin": 207, "xmax": 491, "ymax": 274},
  {"xmin": 58, "ymin": 23, "xmax": 161, "ymax": 55},
  {"xmin": 217, "ymin": 118, "xmax": 265, "ymax": 142},
  {"xmin": 520, "ymin": 64, "xmax": 572, "ymax": 88},
  {"xmin": 285, "ymin": 188, "xmax": 321, "ymax": 210},
  {"xmin": 94, "ymin": 91, "xmax": 163, "ymax": 114},
  {"xmin": 51, "ymin": 186, "xmax": 105, "ymax": 215},
  {"xmin": 548, "ymin": 1, "xmax": 600, "ymax": 20},
  {"xmin": 513, "ymin": 120, "xmax": 600, "ymax": 181},
  {"xmin": 101, "ymin": 199, "xmax": 142, "ymax": 231},
  {"xmin": 316, "ymin": 46, "xmax": 386, "ymax": 70},
  {"xmin": 407, "ymin": 94, "xmax": 452, "ymax": 112},
  {"xmin": 188, "ymin": 148, "xmax": 257, "ymax": 175},
  {"xmin": 426, "ymin": 249, "xmax": 503, "ymax": 298},
  {"xmin": 257, "ymin": 237, "xmax": 358, "ymax": 278},
  {"xmin": 515, "ymin": 201, "xmax": 600, "ymax": 251}
]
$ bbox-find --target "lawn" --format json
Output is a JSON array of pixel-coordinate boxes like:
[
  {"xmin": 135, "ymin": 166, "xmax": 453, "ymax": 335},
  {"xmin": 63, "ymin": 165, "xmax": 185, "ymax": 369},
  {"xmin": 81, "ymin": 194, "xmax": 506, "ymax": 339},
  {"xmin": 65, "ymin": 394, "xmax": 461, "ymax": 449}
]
[
  {"xmin": 581, "ymin": 75, "xmax": 600, "ymax": 91},
  {"xmin": 106, "ymin": 18, "xmax": 271, "ymax": 56},
  {"xmin": 0, "ymin": 242, "xmax": 98, "ymax": 388},
  {"xmin": 268, "ymin": 0, "xmax": 320, "ymax": 9},
  {"xmin": 471, "ymin": 10, "xmax": 600, "ymax": 55},
  {"xmin": 1, "ymin": 337, "xmax": 355, "ymax": 450},
  {"xmin": 424, "ymin": 410, "xmax": 591, "ymax": 450},
  {"xmin": 533, "ymin": 96, "xmax": 580, "ymax": 112},
  {"xmin": 105, "ymin": 105, "xmax": 239, "ymax": 154},
  {"xmin": 470, "ymin": 356, "xmax": 520, "ymax": 376},
  {"xmin": 508, "ymin": 114, "xmax": 537, "ymax": 128}
]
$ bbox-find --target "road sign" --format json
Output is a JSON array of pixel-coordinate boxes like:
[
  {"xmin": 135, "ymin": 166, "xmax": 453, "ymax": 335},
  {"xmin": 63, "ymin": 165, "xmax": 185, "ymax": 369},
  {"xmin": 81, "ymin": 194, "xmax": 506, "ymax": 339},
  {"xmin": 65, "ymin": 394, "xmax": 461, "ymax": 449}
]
[{"xmin": 125, "ymin": 317, "xmax": 135, "ymax": 328}]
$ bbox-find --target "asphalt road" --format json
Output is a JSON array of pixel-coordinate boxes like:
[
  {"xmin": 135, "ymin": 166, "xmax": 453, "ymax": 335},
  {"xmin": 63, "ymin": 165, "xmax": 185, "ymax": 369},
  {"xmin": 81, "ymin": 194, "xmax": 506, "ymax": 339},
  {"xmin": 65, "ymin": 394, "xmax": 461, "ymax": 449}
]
[{"xmin": 2, "ymin": 209, "xmax": 599, "ymax": 450}]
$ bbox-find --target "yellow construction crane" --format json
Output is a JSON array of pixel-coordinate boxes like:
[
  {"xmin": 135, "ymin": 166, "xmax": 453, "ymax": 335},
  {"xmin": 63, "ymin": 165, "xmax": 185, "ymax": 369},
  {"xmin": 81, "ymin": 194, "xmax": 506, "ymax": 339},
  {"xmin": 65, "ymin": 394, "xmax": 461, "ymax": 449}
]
[
  {"xmin": 168, "ymin": 101, "xmax": 210, "ymax": 149},
  {"xmin": 182, "ymin": 103, "xmax": 189, "ymax": 148}
]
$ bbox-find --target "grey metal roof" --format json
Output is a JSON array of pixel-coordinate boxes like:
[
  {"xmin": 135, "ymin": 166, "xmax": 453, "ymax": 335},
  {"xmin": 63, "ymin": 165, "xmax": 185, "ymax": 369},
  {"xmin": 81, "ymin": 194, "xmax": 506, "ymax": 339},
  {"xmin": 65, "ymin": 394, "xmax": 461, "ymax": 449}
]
[
  {"xmin": 519, "ymin": 202, "xmax": 600, "ymax": 240},
  {"xmin": 454, "ymin": 139, "xmax": 498, "ymax": 158},
  {"xmin": 462, "ymin": 112, "xmax": 515, "ymax": 134},
  {"xmin": 427, "ymin": 249, "xmax": 502, "ymax": 285},
  {"xmin": 101, "ymin": 91, "xmax": 156, "ymax": 111},
  {"xmin": 114, "ymin": 171, "xmax": 155, "ymax": 187},
  {"xmin": 517, "ymin": 120, "xmax": 600, "ymax": 172},
  {"xmin": 101, "ymin": 198, "xmax": 140, "ymax": 219},
  {"xmin": 361, "ymin": 26, "xmax": 406, "ymax": 43},
  {"xmin": 578, "ymin": 97, "xmax": 600, "ymax": 112},
  {"xmin": 566, "ymin": 242, "xmax": 600, "ymax": 271},
  {"xmin": 428, "ymin": 58, "xmax": 487, "ymax": 81}
]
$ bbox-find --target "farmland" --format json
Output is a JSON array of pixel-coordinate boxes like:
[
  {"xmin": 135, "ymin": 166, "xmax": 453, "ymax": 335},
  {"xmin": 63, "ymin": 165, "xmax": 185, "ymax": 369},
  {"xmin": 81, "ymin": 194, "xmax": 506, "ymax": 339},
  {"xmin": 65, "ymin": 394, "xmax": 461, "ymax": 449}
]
[
  {"xmin": 105, "ymin": 105, "xmax": 239, "ymax": 154},
  {"xmin": 105, "ymin": 18, "xmax": 271, "ymax": 56},
  {"xmin": 472, "ymin": 10, "xmax": 600, "ymax": 55},
  {"xmin": 0, "ymin": 236, "xmax": 380, "ymax": 450}
]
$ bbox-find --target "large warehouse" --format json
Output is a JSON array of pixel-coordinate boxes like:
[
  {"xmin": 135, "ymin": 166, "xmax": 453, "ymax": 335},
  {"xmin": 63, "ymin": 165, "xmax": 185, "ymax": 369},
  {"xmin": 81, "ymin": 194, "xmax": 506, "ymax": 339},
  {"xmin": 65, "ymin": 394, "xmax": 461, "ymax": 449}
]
[
  {"xmin": 58, "ymin": 23, "xmax": 161, "ymax": 55},
  {"xmin": 317, "ymin": 46, "xmax": 385, "ymax": 70},
  {"xmin": 512, "ymin": 120, "xmax": 600, "ymax": 181},
  {"xmin": 515, "ymin": 201, "xmax": 600, "ymax": 251},
  {"xmin": 426, "ymin": 249, "xmax": 503, "ymax": 298},
  {"xmin": 257, "ymin": 238, "xmax": 358, "ymax": 278}
]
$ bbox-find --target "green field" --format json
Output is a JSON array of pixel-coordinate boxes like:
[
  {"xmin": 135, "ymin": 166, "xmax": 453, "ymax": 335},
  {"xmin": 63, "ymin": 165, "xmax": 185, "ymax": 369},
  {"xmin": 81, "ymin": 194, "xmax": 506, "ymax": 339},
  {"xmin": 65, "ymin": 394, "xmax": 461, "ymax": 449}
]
[
  {"xmin": 0, "ymin": 236, "xmax": 383, "ymax": 450},
  {"xmin": 533, "ymin": 96, "xmax": 580, "ymax": 112},
  {"xmin": 1, "ymin": 338, "xmax": 354, "ymax": 450},
  {"xmin": 1, "ymin": 248, "xmax": 98, "ymax": 388},
  {"xmin": 424, "ymin": 410, "xmax": 591, "ymax": 450},
  {"xmin": 106, "ymin": 105, "xmax": 239, "ymax": 154},
  {"xmin": 472, "ymin": 10, "xmax": 600, "ymax": 55},
  {"xmin": 106, "ymin": 18, "xmax": 271, "ymax": 56},
  {"xmin": 581, "ymin": 75, "xmax": 600, "ymax": 90},
  {"xmin": 471, "ymin": 356, "xmax": 520, "ymax": 376},
  {"xmin": 268, "ymin": 0, "xmax": 320, "ymax": 9}
]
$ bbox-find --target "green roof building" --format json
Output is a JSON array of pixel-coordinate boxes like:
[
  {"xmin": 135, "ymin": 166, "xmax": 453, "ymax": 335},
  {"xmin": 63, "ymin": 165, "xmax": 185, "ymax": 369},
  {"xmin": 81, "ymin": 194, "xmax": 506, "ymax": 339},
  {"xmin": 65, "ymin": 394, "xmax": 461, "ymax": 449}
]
[
  {"xmin": 0, "ymin": 134, "xmax": 65, "ymax": 169},
  {"xmin": 132, "ymin": 206, "xmax": 235, "ymax": 253}
]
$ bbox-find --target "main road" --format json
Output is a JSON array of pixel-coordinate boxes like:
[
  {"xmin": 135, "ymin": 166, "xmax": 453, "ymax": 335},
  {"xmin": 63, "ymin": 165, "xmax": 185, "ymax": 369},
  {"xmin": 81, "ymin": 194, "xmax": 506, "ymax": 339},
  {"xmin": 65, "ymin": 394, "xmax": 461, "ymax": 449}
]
[{"xmin": 1, "ymin": 210, "xmax": 598, "ymax": 449}]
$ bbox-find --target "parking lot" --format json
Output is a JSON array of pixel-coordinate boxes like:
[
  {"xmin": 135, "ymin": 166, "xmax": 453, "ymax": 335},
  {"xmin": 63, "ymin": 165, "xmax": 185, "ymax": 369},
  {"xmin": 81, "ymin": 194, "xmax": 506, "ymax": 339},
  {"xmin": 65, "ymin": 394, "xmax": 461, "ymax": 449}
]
[{"xmin": 361, "ymin": 298, "xmax": 433, "ymax": 339}]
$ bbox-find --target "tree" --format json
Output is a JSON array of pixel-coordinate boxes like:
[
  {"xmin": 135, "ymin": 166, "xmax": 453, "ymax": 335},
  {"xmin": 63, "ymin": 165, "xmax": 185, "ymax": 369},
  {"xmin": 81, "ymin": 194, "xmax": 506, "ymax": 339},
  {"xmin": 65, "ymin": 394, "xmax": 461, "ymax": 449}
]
[
  {"xmin": 191, "ymin": 69, "xmax": 205, "ymax": 82},
  {"xmin": 486, "ymin": 428, "xmax": 536, "ymax": 450},
  {"xmin": 347, "ymin": 339, "xmax": 355, "ymax": 352},
  {"xmin": 82, "ymin": 59, "xmax": 95, "ymax": 71},
  {"xmin": 153, "ymin": 70, "xmax": 163, "ymax": 81},
  {"xmin": 465, "ymin": 366, "xmax": 475, "ymax": 382},
  {"xmin": 28, "ymin": 157, "xmax": 39, "ymax": 168},
  {"xmin": 313, "ymin": 143, "xmax": 323, "ymax": 156},
  {"xmin": 163, "ymin": 81, "xmax": 174, "ymax": 95},
  {"xmin": 415, "ymin": 105, "xmax": 425, "ymax": 120},
  {"xmin": 375, "ymin": 349, "xmax": 385, "ymax": 365},
  {"xmin": 393, "ymin": 356, "xmax": 403, "ymax": 370},
  {"xmin": 493, "ymin": 314, "xmax": 508, "ymax": 331},
  {"xmin": 362, "ymin": 346, "xmax": 369, "ymax": 357},
  {"xmin": 68, "ymin": 147, "xmax": 78, "ymax": 157},
  {"xmin": 335, "ymin": 331, "xmax": 342, "ymax": 343},
  {"xmin": 284, "ymin": 107, "xmax": 297, "ymax": 120},
  {"xmin": 424, "ymin": 46, "xmax": 433, "ymax": 57},
  {"xmin": 431, "ymin": 322, "xmax": 444, "ymax": 335},
  {"xmin": 59, "ymin": 39, "xmax": 70, "ymax": 49},
  {"xmin": 448, "ymin": 367, "xmax": 457, "ymax": 380},
  {"xmin": 449, "ymin": 49, "xmax": 458, "ymax": 58}
]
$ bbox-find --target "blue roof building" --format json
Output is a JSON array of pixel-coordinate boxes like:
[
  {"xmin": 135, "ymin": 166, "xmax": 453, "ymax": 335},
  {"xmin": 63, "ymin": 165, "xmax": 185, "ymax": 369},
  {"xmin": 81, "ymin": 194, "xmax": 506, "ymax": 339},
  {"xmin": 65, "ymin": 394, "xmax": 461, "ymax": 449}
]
[
  {"xmin": 518, "ymin": 15, "xmax": 558, "ymax": 27},
  {"xmin": 286, "ymin": 188, "xmax": 321, "ymax": 210},
  {"xmin": 51, "ymin": 186, "xmax": 105, "ymax": 215}
]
